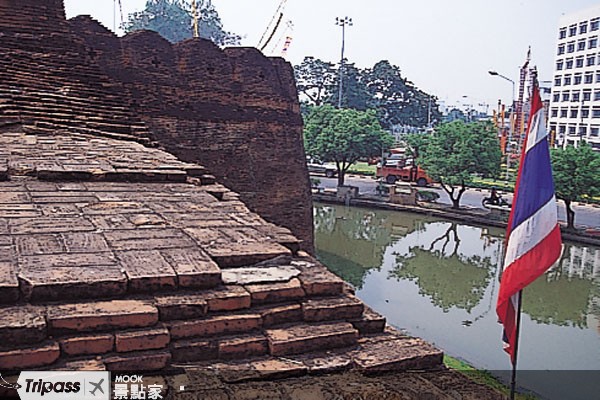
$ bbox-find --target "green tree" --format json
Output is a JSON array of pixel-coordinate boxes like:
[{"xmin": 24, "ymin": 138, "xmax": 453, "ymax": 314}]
[
  {"xmin": 362, "ymin": 60, "xmax": 442, "ymax": 129},
  {"xmin": 419, "ymin": 120, "xmax": 501, "ymax": 209},
  {"xmin": 551, "ymin": 143, "xmax": 600, "ymax": 229},
  {"xmin": 123, "ymin": 0, "xmax": 240, "ymax": 45},
  {"xmin": 304, "ymin": 105, "xmax": 393, "ymax": 186},
  {"xmin": 327, "ymin": 61, "xmax": 370, "ymax": 110},
  {"xmin": 294, "ymin": 57, "xmax": 337, "ymax": 108}
]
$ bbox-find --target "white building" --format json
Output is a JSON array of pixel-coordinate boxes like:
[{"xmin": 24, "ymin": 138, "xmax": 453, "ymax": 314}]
[{"xmin": 548, "ymin": 5, "xmax": 600, "ymax": 151}]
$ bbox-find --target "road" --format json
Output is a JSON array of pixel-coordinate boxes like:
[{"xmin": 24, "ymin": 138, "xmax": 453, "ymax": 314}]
[{"xmin": 313, "ymin": 174, "xmax": 600, "ymax": 230}]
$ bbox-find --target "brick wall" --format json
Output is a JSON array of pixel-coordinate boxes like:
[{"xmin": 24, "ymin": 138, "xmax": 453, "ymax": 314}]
[
  {"xmin": 70, "ymin": 18, "xmax": 314, "ymax": 252},
  {"xmin": 0, "ymin": 0, "xmax": 314, "ymax": 251}
]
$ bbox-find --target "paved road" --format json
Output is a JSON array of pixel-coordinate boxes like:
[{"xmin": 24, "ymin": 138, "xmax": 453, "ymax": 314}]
[{"xmin": 313, "ymin": 174, "xmax": 600, "ymax": 229}]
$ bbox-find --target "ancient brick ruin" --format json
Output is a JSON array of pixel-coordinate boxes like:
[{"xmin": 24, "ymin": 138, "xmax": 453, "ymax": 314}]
[{"xmin": 0, "ymin": 1, "xmax": 508, "ymax": 398}]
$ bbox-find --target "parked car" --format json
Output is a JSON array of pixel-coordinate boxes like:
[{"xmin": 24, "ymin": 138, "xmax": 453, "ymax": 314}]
[{"xmin": 306, "ymin": 158, "xmax": 337, "ymax": 178}]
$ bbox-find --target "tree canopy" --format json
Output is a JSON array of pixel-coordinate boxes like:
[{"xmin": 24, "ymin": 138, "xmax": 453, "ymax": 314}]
[
  {"xmin": 418, "ymin": 120, "xmax": 502, "ymax": 208},
  {"xmin": 294, "ymin": 58, "xmax": 441, "ymax": 129},
  {"xmin": 304, "ymin": 105, "xmax": 394, "ymax": 186},
  {"xmin": 551, "ymin": 143, "xmax": 600, "ymax": 229},
  {"xmin": 123, "ymin": 0, "xmax": 240, "ymax": 45}
]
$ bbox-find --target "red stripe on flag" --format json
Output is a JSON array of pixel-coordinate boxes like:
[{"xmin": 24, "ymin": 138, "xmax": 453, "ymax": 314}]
[{"xmin": 496, "ymin": 225, "xmax": 562, "ymax": 362}]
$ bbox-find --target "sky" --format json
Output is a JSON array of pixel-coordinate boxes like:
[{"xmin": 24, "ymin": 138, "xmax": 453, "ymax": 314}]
[{"xmin": 64, "ymin": 0, "xmax": 600, "ymax": 113}]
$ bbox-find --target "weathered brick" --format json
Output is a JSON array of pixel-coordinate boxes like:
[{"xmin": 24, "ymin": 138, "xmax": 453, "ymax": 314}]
[
  {"xmin": 59, "ymin": 359, "xmax": 106, "ymax": 371},
  {"xmin": 245, "ymin": 278, "xmax": 305, "ymax": 305},
  {"xmin": 350, "ymin": 307, "xmax": 386, "ymax": 334},
  {"xmin": 155, "ymin": 294, "xmax": 208, "ymax": 321},
  {"xmin": 0, "ymin": 306, "xmax": 47, "ymax": 346},
  {"xmin": 218, "ymin": 334, "xmax": 268, "ymax": 359},
  {"xmin": 352, "ymin": 337, "xmax": 444, "ymax": 374},
  {"xmin": 169, "ymin": 314, "xmax": 262, "ymax": 339},
  {"xmin": 250, "ymin": 358, "xmax": 308, "ymax": 380},
  {"xmin": 116, "ymin": 327, "xmax": 170, "ymax": 352},
  {"xmin": 0, "ymin": 261, "xmax": 19, "ymax": 303},
  {"xmin": 171, "ymin": 338, "xmax": 218, "ymax": 362},
  {"xmin": 103, "ymin": 350, "xmax": 171, "ymax": 371},
  {"xmin": 302, "ymin": 296, "xmax": 364, "ymax": 322},
  {"xmin": 258, "ymin": 304, "xmax": 303, "ymax": 327},
  {"xmin": 160, "ymin": 247, "xmax": 221, "ymax": 288},
  {"xmin": 293, "ymin": 261, "xmax": 345, "ymax": 296},
  {"xmin": 266, "ymin": 322, "xmax": 358, "ymax": 356},
  {"xmin": 47, "ymin": 300, "xmax": 158, "ymax": 333},
  {"xmin": 0, "ymin": 342, "xmax": 60, "ymax": 369},
  {"xmin": 60, "ymin": 334, "xmax": 114, "ymax": 356},
  {"xmin": 116, "ymin": 250, "xmax": 177, "ymax": 292},
  {"xmin": 203, "ymin": 286, "xmax": 251, "ymax": 312}
]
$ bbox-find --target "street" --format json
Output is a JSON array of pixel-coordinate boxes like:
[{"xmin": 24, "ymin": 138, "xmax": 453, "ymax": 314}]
[{"xmin": 313, "ymin": 174, "xmax": 600, "ymax": 229}]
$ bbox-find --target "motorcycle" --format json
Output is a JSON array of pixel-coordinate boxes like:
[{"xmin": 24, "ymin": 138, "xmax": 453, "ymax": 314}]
[{"xmin": 482, "ymin": 195, "xmax": 511, "ymax": 208}]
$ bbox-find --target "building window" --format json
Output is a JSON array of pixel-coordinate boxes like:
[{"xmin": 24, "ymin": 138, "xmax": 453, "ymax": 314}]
[
  {"xmin": 559, "ymin": 28, "xmax": 567, "ymax": 39},
  {"xmin": 555, "ymin": 76, "xmax": 562, "ymax": 86},
  {"xmin": 564, "ymin": 75, "xmax": 572, "ymax": 85},
  {"xmin": 553, "ymin": 93, "xmax": 560, "ymax": 102},
  {"xmin": 557, "ymin": 60, "xmax": 564, "ymax": 70},
  {"xmin": 594, "ymin": 90, "xmax": 600, "ymax": 100},
  {"xmin": 561, "ymin": 109, "xmax": 568, "ymax": 117},
  {"xmin": 580, "ymin": 22, "xmax": 588, "ymax": 34},
  {"xmin": 569, "ymin": 25, "xmax": 577, "ymax": 36},
  {"xmin": 559, "ymin": 125, "xmax": 566, "ymax": 134},
  {"xmin": 576, "ymin": 56, "xmax": 584, "ymax": 67},
  {"xmin": 583, "ymin": 90, "xmax": 592, "ymax": 101},
  {"xmin": 593, "ymin": 108, "xmax": 600, "ymax": 118},
  {"xmin": 589, "ymin": 38, "xmax": 598, "ymax": 49},
  {"xmin": 591, "ymin": 127, "xmax": 599, "ymax": 136},
  {"xmin": 562, "ymin": 91, "xmax": 570, "ymax": 101},
  {"xmin": 558, "ymin": 44, "xmax": 565, "ymax": 55},
  {"xmin": 567, "ymin": 42, "xmax": 575, "ymax": 53},
  {"xmin": 570, "ymin": 109, "xmax": 579, "ymax": 118},
  {"xmin": 551, "ymin": 108, "xmax": 558, "ymax": 117},
  {"xmin": 596, "ymin": 71, "xmax": 600, "ymax": 83},
  {"xmin": 574, "ymin": 74, "xmax": 582, "ymax": 85},
  {"xmin": 592, "ymin": 18, "xmax": 600, "ymax": 31},
  {"xmin": 569, "ymin": 126, "xmax": 577, "ymax": 135},
  {"xmin": 585, "ymin": 72, "xmax": 594, "ymax": 84},
  {"xmin": 566, "ymin": 58, "xmax": 574, "ymax": 69},
  {"xmin": 581, "ymin": 108, "xmax": 590, "ymax": 119},
  {"xmin": 578, "ymin": 40, "xmax": 586, "ymax": 51},
  {"xmin": 587, "ymin": 55, "xmax": 595, "ymax": 66},
  {"xmin": 572, "ymin": 92, "xmax": 580, "ymax": 102}
]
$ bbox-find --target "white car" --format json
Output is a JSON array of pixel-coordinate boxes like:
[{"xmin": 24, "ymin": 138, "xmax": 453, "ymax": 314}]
[{"xmin": 306, "ymin": 158, "xmax": 337, "ymax": 178}]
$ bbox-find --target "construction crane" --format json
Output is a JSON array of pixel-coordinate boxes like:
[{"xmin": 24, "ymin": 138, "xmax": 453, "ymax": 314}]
[
  {"xmin": 113, "ymin": 0, "xmax": 124, "ymax": 32},
  {"xmin": 258, "ymin": 0, "xmax": 289, "ymax": 51},
  {"xmin": 191, "ymin": 0, "xmax": 199, "ymax": 38}
]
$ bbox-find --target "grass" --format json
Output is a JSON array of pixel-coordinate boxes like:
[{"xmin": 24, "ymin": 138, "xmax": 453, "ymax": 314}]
[
  {"xmin": 444, "ymin": 355, "xmax": 538, "ymax": 400},
  {"xmin": 347, "ymin": 162, "xmax": 376, "ymax": 176}
]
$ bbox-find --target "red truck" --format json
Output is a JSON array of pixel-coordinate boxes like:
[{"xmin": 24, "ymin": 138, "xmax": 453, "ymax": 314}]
[{"xmin": 376, "ymin": 163, "xmax": 432, "ymax": 186}]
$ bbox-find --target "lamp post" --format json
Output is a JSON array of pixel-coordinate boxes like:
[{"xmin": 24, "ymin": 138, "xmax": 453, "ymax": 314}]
[
  {"xmin": 335, "ymin": 16, "xmax": 352, "ymax": 108},
  {"xmin": 488, "ymin": 70, "xmax": 515, "ymax": 181}
]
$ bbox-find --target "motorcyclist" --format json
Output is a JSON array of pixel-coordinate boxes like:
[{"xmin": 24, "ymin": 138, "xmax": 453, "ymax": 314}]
[{"xmin": 489, "ymin": 187, "xmax": 500, "ymax": 205}]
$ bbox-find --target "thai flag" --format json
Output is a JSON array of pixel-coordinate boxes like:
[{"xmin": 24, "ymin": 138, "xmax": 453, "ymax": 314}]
[{"xmin": 496, "ymin": 82, "xmax": 562, "ymax": 364}]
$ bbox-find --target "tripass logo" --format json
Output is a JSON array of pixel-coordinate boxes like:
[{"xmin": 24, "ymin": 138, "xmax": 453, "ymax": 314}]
[{"xmin": 15, "ymin": 371, "xmax": 109, "ymax": 400}]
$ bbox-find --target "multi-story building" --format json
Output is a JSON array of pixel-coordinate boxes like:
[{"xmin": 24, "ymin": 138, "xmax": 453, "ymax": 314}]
[{"xmin": 548, "ymin": 5, "xmax": 600, "ymax": 151}]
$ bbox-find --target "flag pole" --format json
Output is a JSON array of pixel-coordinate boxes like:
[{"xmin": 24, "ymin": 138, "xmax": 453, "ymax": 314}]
[{"xmin": 510, "ymin": 289, "xmax": 523, "ymax": 400}]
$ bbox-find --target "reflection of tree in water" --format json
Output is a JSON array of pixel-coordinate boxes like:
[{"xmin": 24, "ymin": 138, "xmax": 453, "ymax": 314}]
[
  {"xmin": 390, "ymin": 223, "xmax": 495, "ymax": 313},
  {"xmin": 522, "ymin": 246, "xmax": 599, "ymax": 328},
  {"xmin": 313, "ymin": 204, "xmax": 427, "ymax": 289}
]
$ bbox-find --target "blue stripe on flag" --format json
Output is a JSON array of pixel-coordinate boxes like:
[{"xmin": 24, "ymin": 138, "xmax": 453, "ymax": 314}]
[{"xmin": 509, "ymin": 137, "xmax": 555, "ymax": 231}]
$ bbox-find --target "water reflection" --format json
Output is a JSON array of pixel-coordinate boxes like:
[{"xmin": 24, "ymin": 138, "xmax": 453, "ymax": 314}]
[{"xmin": 314, "ymin": 202, "xmax": 600, "ymax": 395}]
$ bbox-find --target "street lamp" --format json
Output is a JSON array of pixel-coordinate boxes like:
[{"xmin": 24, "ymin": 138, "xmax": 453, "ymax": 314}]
[
  {"xmin": 488, "ymin": 70, "xmax": 516, "ymax": 181},
  {"xmin": 335, "ymin": 16, "xmax": 353, "ymax": 108}
]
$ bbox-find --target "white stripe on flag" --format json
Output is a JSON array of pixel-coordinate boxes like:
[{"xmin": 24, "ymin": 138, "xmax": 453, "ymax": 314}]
[
  {"xmin": 525, "ymin": 109, "xmax": 547, "ymax": 153},
  {"xmin": 503, "ymin": 197, "xmax": 558, "ymax": 268}
]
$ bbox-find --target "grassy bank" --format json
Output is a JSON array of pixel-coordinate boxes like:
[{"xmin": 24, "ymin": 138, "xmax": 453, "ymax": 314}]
[{"xmin": 444, "ymin": 355, "xmax": 538, "ymax": 399}]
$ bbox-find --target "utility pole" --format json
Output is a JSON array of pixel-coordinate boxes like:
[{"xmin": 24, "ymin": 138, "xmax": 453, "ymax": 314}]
[
  {"xmin": 489, "ymin": 70, "xmax": 516, "ymax": 181},
  {"xmin": 335, "ymin": 16, "xmax": 352, "ymax": 108}
]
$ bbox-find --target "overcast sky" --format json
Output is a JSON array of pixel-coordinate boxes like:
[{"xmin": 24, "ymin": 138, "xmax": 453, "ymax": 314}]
[{"xmin": 64, "ymin": 0, "xmax": 600, "ymax": 112}]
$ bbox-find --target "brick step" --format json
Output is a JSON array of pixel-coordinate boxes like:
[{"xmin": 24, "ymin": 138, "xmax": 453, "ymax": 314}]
[
  {"xmin": 265, "ymin": 322, "xmax": 359, "ymax": 356},
  {"xmin": 301, "ymin": 296, "xmax": 364, "ymax": 322}
]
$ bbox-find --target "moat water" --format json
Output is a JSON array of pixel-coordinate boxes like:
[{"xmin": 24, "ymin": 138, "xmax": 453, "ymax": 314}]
[{"xmin": 314, "ymin": 203, "xmax": 600, "ymax": 400}]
